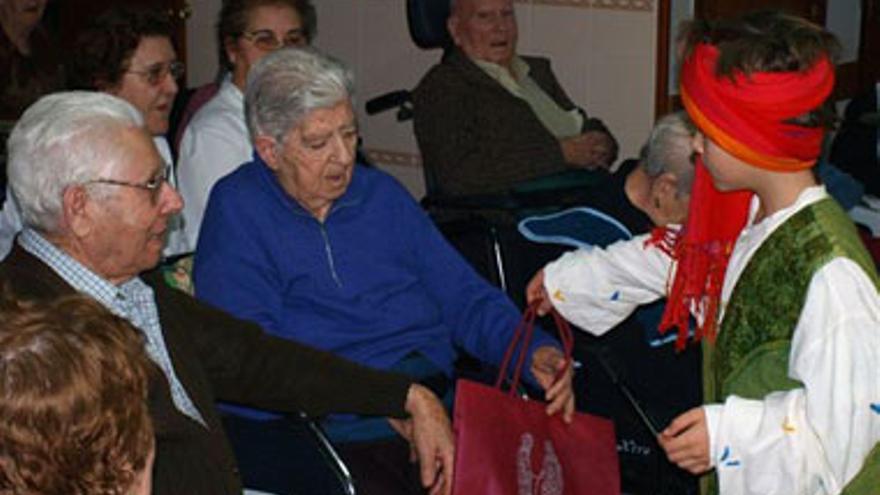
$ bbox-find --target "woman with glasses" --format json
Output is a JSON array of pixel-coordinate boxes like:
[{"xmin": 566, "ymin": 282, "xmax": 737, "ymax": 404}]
[
  {"xmin": 0, "ymin": 6, "xmax": 189, "ymax": 260},
  {"xmin": 178, "ymin": 0, "xmax": 315, "ymax": 248},
  {"xmin": 73, "ymin": 6, "xmax": 190, "ymax": 258}
]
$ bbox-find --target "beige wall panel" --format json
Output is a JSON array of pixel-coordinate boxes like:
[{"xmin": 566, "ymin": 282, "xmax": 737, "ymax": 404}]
[
  {"xmin": 583, "ymin": 8, "xmax": 656, "ymax": 162},
  {"xmin": 186, "ymin": 0, "xmax": 221, "ymax": 87},
  {"xmin": 313, "ymin": 0, "xmax": 361, "ymax": 68},
  {"xmin": 525, "ymin": 4, "xmax": 594, "ymax": 127},
  {"xmin": 355, "ymin": 1, "xmax": 436, "ymax": 195}
]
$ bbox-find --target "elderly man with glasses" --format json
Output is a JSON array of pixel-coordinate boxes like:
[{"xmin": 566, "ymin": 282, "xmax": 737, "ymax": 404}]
[
  {"xmin": 0, "ymin": 90, "xmax": 454, "ymax": 495},
  {"xmin": 0, "ymin": 5, "xmax": 189, "ymax": 259}
]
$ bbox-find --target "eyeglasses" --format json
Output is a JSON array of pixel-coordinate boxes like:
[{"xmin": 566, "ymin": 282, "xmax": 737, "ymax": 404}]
[
  {"xmin": 85, "ymin": 164, "xmax": 172, "ymax": 202},
  {"xmin": 126, "ymin": 61, "xmax": 185, "ymax": 86},
  {"xmin": 241, "ymin": 29, "xmax": 307, "ymax": 51}
]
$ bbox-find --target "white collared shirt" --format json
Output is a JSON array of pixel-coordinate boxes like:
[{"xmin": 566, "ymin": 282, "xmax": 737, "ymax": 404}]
[{"xmin": 177, "ymin": 77, "xmax": 251, "ymax": 248}]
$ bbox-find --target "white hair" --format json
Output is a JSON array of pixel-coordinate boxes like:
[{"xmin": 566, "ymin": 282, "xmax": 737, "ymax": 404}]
[
  {"xmin": 7, "ymin": 91, "xmax": 145, "ymax": 233},
  {"xmin": 642, "ymin": 111, "xmax": 696, "ymax": 196},
  {"xmin": 245, "ymin": 47, "xmax": 354, "ymax": 146}
]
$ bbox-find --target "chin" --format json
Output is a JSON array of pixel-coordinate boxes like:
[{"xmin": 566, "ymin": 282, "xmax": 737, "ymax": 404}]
[
  {"xmin": 141, "ymin": 243, "xmax": 164, "ymax": 268},
  {"xmin": 148, "ymin": 118, "xmax": 170, "ymax": 136},
  {"xmin": 145, "ymin": 251, "xmax": 163, "ymax": 267}
]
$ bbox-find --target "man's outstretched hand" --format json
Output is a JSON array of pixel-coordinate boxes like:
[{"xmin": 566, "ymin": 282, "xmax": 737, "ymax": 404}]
[{"xmin": 394, "ymin": 384, "xmax": 455, "ymax": 495}]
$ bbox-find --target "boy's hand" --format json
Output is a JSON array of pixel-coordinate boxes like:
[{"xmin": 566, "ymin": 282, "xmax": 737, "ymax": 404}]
[
  {"xmin": 658, "ymin": 407, "xmax": 711, "ymax": 474},
  {"xmin": 526, "ymin": 269, "xmax": 553, "ymax": 316}
]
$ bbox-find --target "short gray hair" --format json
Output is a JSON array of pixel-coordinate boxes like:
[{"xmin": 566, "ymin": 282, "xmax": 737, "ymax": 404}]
[
  {"xmin": 642, "ymin": 111, "xmax": 696, "ymax": 196},
  {"xmin": 7, "ymin": 91, "xmax": 144, "ymax": 233},
  {"xmin": 245, "ymin": 47, "xmax": 354, "ymax": 146}
]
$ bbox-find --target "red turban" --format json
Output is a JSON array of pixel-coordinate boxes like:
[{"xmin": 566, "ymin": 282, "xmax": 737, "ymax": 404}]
[{"xmin": 655, "ymin": 42, "xmax": 835, "ymax": 350}]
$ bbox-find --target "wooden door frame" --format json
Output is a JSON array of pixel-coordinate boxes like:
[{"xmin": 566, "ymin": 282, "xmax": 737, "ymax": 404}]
[{"xmin": 654, "ymin": 0, "xmax": 673, "ymax": 118}]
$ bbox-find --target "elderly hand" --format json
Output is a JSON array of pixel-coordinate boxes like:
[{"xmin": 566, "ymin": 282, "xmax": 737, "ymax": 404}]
[
  {"xmin": 530, "ymin": 345, "xmax": 575, "ymax": 423},
  {"xmin": 560, "ymin": 131, "xmax": 616, "ymax": 170},
  {"xmin": 400, "ymin": 384, "xmax": 455, "ymax": 495},
  {"xmin": 525, "ymin": 269, "xmax": 554, "ymax": 316},
  {"xmin": 658, "ymin": 407, "xmax": 712, "ymax": 475}
]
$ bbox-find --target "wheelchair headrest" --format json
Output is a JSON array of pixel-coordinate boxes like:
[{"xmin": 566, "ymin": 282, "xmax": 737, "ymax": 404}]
[{"xmin": 407, "ymin": 0, "xmax": 452, "ymax": 50}]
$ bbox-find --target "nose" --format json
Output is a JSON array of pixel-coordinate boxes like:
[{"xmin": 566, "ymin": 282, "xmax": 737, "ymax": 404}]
[
  {"xmin": 162, "ymin": 70, "xmax": 179, "ymax": 97},
  {"xmin": 330, "ymin": 135, "xmax": 355, "ymax": 164},
  {"xmin": 158, "ymin": 181, "xmax": 184, "ymax": 214},
  {"xmin": 490, "ymin": 12, "xmax": 510, "ymax": 31}
]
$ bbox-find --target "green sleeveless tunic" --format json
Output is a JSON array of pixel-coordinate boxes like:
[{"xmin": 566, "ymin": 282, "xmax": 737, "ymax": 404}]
[{"xmin": 701, "ymin": 198, "xmax": 879, "ymax": 494}]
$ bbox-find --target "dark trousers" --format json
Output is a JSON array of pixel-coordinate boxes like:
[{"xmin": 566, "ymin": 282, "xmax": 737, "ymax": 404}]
[
  {"xmin": 221, "ymin": 414, "xmax": 349, "ymax": 495},
  {"xmin": 337, "ymin": 437, "xmax": 427, "ymax": 495}
]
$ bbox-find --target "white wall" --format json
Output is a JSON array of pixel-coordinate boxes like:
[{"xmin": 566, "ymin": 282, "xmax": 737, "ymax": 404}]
[
  {"xmin": 184, "ymin": 0, "xmax": 659, "ymax": 198},
  {"xmin": 185, "ymin": 0, "xmax": 222, "ymax": 86}
]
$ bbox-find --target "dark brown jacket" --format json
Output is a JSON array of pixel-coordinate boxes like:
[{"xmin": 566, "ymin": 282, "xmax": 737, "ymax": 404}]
[
  {"xmin": 413, "ymin": 49, "xmax": 614, "ymax": 197},
  {"xmin": 0, "ymin": 245, "xmax": 412, "ymax": 494}
]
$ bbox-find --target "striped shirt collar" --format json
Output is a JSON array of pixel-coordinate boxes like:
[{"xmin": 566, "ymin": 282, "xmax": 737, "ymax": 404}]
[{"xmin": 18, "ymin": 228, "xmax": 148, "ymax": 311}]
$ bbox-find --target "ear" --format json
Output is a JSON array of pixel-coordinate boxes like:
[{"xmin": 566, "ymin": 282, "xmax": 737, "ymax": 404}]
[
  {"xmin": 653, "ymin": 172, "xmax": 680, "ymax": 202},
  {"xmin": 652, "ymin": 173, "xmax": 690, "ymax": 224},
  {"xmin": 62, "ymin": 185, "xmax": 94, "ymax": 239},
  {"xmin": 254, "ymin": 135, "xmax": 281, "ymax": 171},
  {"xmin": 447, "ymin": 15, "xmax": 461, "ymax": 46},
  {"xmin": 224, "ymin": 36, "xmax": 239, "ymax": 67}
]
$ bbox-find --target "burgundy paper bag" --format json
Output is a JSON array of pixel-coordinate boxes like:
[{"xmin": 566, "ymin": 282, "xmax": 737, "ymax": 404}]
[{"xmin": 451, "ymin": 305, "xmax": 620, "ymax": 495}]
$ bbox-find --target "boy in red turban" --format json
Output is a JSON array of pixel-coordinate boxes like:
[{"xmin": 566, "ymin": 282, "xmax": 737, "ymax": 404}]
[{"xmin": 528, "ymin": 10, "xmax": 879, "ymax": 494}]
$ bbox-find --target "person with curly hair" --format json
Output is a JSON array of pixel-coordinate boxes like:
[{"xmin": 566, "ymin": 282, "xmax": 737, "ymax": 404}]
[
  {"xmin": 0, "ymin": 292, "xmax": 154, "ymax": 495},
  {"xmin": 0, "ymin": 6, "xmax": 189, "ymax": 260}
]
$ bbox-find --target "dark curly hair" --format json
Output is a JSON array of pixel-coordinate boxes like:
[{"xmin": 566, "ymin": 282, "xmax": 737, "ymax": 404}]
[
  {"xmin": 216, "ymin": 0, "xmax": 316, "ymax": 72},
  {"xmin": 66, "ymin": 6, "xmax": 173, "ymax": 91},
  {"xmin": 0, "ymin": 292, "xmax": 154, "ymax": 494}
]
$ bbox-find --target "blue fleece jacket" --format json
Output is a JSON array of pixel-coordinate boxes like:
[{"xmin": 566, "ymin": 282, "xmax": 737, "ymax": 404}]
[{"xmin": 193, "ymin": 158, "xmax": 559, "ymax": 423}]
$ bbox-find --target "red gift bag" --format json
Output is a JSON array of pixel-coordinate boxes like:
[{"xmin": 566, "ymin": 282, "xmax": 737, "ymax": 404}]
[{"xmin": 452, "ymin": 305, "xmax": 620, "ymax": 495}]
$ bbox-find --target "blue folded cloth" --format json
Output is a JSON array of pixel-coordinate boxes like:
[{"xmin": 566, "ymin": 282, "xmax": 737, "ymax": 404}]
[
  {"xmin": 518, "ymin": 207, "xmax": 693, "ymax": 346},
  {"xmin": 517, "ymin": 206, "xmax": 633, "ymax": 249}
]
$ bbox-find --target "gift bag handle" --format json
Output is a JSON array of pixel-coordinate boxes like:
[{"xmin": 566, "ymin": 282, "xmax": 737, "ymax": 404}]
[{"xmin": 494, "ymin": 302, "xmax": 574, "ymax": 398}]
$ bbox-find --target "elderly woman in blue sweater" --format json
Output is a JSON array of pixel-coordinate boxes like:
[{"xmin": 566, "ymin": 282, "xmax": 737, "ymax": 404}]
[{"xmin": 193, "ymin": 47, "xmax": 574, "ymax": 495}]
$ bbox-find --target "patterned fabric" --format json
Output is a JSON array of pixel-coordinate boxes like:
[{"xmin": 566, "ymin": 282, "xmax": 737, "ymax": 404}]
[
  {"xmin": 18, "ymin": 229, "xmax": 206, "ymax": 426},
  {"xmin": 712, "ymin": 198, "xmax": 879, "ymax": 401},
  {"xmin": 163, "ymin": 254, "xmax": 195, "ymax": 296}
]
